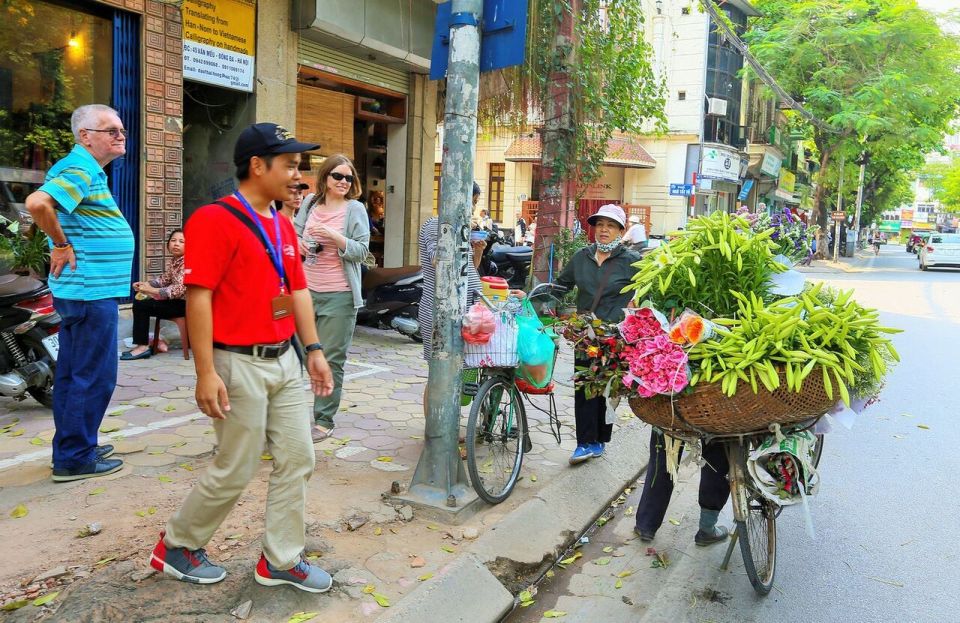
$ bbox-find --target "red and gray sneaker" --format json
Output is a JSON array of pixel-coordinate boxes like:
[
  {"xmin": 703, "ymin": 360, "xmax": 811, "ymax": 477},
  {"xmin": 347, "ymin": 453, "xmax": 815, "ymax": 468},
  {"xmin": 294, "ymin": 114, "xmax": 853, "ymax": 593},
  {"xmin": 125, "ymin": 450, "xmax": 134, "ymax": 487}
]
[
  {"xmin": 254, "ymin": 554, "xmax": 332, "ymax": 593},
  {"xmin": 150, "ymin": 532, "xmax": 226, "ymax": 584}
]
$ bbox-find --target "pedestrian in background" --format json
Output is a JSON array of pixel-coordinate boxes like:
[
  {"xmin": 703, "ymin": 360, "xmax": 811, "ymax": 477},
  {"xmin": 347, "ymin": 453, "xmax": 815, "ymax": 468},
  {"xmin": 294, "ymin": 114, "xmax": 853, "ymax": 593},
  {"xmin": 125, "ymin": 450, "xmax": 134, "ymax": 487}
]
[
  {"xmin": 150, "ymin": 122, "xmax": 335, "ymax": 592},
  {"xmin": 275, "ymin": 182, "xmax": 309, "ymax": 221},
  {"xmin": 624, "ymin": 214, "xmax": 648, "ymax": 251},
  {"xmin": 122, "ymin": 228, "xmax": 186, "ymax": 360},
  {"xmin": 294, "ymin": 154, "xmax": 370, "ymax": 441},
  {"xmin": 26, "ymin": 104, "xmax": 134, "ymax": 482},
  {"xmin": 556, "ymin": 204, "xmax": 640, "ymax": 464}
]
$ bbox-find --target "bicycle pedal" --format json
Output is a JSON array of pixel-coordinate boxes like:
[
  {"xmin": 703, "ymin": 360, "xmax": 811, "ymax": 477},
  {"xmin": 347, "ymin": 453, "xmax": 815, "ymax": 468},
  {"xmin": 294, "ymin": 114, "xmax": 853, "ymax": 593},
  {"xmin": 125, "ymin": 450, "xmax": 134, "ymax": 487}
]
[{"xmin": 462, "ymin": 382, "xmax": 479, "ymax": 397}]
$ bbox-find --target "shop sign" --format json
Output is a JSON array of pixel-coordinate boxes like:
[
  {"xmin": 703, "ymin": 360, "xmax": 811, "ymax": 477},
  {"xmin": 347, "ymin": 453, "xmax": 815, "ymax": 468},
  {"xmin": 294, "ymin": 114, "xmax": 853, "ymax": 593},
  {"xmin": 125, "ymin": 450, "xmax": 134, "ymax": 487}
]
[
  {"xmin": 737, "ymin": 178, "xmax": 754, "ymax": 201},
  {"xmin": 183, "ymin": 0, "xmax": 256, "ymax": 92},
  {"xmin": 760, "ymin": 151, "xmax": 782, "ymax": 178},
  {"xmin": 700, "ymin": 144, "xmax": 742, "ymax": 182},
  {"xmin": 900, "ymin": 208, "xmax": 914, "ymax": 228},
  {"xmin": 913, "ymin": 211, "xmax": 928, "ymax": 223},
  {"xmin": 831, "ymin": 211, "xmax": 846, "ymax": 222},
  {"xmin": 778, "ymin": 169, "xmax": 796, "ymax": 194},
  {"xmin": 576, "ymin": 166, "xmax": 623, "ymax": 200},
  {"xmin": 669, "ymin": 183, "xmax": 695, "ymax": 196}
]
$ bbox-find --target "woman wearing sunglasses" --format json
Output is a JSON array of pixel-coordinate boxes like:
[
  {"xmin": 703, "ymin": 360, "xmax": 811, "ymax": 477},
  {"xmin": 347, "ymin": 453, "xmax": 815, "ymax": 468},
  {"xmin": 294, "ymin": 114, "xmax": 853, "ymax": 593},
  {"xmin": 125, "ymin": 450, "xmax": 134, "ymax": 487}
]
[{"xmin": 293, "ymin": 154, "xmax": 370, "ymax": 441}]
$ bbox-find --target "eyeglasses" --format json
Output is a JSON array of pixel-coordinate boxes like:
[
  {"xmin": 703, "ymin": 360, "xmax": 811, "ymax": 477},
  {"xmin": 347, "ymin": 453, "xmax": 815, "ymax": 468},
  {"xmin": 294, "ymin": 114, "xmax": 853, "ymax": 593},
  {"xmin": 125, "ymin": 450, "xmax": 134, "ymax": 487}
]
[
  {"xmin": 84, "ymin": 128, "xmax": 127, "ymax": 138},
  {"xmin": 329, "ymin": 172, "xmax": 355, "ymax": 183}
]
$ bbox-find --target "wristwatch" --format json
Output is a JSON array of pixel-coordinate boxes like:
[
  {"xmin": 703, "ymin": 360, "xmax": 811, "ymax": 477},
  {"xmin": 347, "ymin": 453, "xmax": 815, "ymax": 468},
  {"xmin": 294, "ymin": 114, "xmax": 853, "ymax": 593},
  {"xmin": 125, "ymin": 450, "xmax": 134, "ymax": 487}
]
[
  {"xmin": 304, "ymin": 342, "xmax": 324, "ymax": 353},
  {"xmin": 53, "ymin": 240, "xmax": 71, "ymax": 249}
]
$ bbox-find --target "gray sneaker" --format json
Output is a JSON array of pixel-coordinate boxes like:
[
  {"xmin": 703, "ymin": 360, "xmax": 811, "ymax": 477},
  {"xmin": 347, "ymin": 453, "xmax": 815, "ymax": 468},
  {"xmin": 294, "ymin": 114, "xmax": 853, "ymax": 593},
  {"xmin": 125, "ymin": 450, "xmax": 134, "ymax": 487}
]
[
  {"xmin": 254, "ymin": 554, "xmax": 332, "ymax": 593},
  {"xmin": 150, "ymin": 532, "xmax": 226, "ymax": 584}
]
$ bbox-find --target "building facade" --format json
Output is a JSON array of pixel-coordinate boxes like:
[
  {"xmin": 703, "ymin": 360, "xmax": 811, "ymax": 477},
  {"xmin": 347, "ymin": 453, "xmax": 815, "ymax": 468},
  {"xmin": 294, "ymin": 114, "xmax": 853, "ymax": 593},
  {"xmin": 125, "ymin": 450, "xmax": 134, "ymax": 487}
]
[{"xmin": 1, "ymin": 0, "xmax": 184, "ymax": 280}]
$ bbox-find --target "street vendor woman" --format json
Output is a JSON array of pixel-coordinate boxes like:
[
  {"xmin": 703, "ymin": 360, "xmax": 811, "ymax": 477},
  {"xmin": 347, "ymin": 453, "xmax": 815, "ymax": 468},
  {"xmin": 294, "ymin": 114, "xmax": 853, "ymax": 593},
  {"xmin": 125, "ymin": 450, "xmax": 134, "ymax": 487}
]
[{"xmin": 556, "ymin": 204, "xmax": 641, "ymax": 464}]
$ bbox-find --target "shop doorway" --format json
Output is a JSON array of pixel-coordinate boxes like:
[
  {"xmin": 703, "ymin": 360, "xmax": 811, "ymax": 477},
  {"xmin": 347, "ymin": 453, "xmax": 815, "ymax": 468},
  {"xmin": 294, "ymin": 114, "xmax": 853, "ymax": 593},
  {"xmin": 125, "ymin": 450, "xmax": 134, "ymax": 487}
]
[{"xmin": 181, "ymin": 81, "xmax": 254, "ymax": 219}]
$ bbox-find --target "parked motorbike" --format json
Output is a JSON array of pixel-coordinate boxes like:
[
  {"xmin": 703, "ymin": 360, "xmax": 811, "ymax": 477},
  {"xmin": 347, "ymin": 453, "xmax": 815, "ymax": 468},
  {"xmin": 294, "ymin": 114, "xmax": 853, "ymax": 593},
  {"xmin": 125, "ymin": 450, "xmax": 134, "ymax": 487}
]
[
  {"xmin": 357, "ymin": 265, "xmax": 423, "ymax": 342},
  {"xmin": 0, "ymin": 274, "xmax": 59, "ymax": 407},
  {"xmin": 477, "ymin": 227, "xmax": 532, "ymax": 289}
]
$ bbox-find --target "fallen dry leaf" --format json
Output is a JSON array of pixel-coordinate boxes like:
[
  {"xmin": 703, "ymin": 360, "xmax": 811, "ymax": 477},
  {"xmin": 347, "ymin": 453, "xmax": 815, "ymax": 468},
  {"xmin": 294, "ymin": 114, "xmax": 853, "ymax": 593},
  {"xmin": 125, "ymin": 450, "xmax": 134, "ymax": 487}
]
[
  {"xmin": 376, "ymin": 456, "xmax": 393, "ymax": 462},
  {"xmin": 158, "ymin": 475, "xmax": 173, "ymax": 483},
  {"xmin": 668, "ymin": 518, "xmax": 681, "ymax": 526},
  {"xmin": 362, "ymin": 584, "xmax": 375, "ymax": 594},
  {"xmin": 867, "ymin": 576, "xmax": 904, "ymax": 588},
  {"xmin": 417, "ymin": 573, "xmax": 433, "ymax": 582},
  {"xmin": 95, "ymin": 556, "xmax": 116, "ymax": 566},
  {"xmin": 99, "ymin": 425, "xmax": 120, "ymax": 434},
  {"xmin": 543, "ymin": 611, "xmax": 567, "ymax": 618},
  {"xmin": 371, "ymin": 592, "xmax": 390, "ymax": 607},
  {"xmin": 917, "ymin": 424, "xmax": 930, "ymax": 430},
  {"xmin": 10, "ymin": 504, "xmax": 28, "ymax": 519},
  {"xmin": 89, "ymin": 487, "xmax": 106, "ymax": 496},
  {"xmin": 260, "ymin": 453, "xmax": 274, "ymax": 460},
  {"xmin": 8, "ymin": 428, "xmax": 25, "ymax": 437},
  {"xmin": 29, "ymin": 437, "xmax": 44, "ymax": 446},
  {"xmin": 616, "ymin": 569, "xmax": 634, "ymax": 578},
  {"xmin": 593, "ymin": 557, "xmax": 612, "ymax": 566},
  {"xmin": 530, "ymin": 474, "xmax": 538, "ymax": 482},
  {"xmin": 287, "ymin": 613, "xmax": 319, "ymax": 623},
  {"xmin": 441, "ymin": 545, "xmax": 455, "ymax": 553},
  {"xmin": 178, "ymin": 463, "xmax": 195, "ymax": 471},
  {"xmin": 615, "ymin": 579, "xmax": 623, "ymax": 589},
  {"xmin": 374, "ymin": 527, "xmax": 383, "ymax": 536},
  {"xmin": 1, "ymin": 599, "xmax": 28, "ymax": 611}
]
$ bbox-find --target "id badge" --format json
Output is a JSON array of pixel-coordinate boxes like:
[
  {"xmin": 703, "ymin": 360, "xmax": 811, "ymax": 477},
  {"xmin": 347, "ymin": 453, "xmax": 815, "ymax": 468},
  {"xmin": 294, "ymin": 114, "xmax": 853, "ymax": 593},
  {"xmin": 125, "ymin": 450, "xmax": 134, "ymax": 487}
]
[{"xmin": 271, "ymin": 293, "xmax": 294, "ymax": 320}]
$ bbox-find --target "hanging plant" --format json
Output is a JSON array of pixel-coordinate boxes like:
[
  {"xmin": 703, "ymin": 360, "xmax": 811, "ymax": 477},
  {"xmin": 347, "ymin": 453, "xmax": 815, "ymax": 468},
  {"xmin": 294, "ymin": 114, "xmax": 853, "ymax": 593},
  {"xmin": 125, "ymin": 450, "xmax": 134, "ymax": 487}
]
[{"xmin": 477, "ymin": 0, "xmax": 668, "ymax": 190}]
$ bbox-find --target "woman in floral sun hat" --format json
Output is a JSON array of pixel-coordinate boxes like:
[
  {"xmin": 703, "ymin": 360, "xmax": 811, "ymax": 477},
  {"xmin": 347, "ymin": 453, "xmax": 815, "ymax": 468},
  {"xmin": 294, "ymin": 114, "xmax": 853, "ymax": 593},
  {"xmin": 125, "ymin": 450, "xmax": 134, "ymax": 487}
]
[{"xmin": 555, "ymin": 204, "xmax": 641, "ymax": 464}]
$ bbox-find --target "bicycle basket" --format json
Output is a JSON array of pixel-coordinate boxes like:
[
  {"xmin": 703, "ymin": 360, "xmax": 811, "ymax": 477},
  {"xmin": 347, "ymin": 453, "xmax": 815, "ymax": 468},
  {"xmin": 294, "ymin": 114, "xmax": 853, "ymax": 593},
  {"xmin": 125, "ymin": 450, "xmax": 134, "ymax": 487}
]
[{"xmin": 464, "ymin": 310, "xmax": 518, "ymax": 368}]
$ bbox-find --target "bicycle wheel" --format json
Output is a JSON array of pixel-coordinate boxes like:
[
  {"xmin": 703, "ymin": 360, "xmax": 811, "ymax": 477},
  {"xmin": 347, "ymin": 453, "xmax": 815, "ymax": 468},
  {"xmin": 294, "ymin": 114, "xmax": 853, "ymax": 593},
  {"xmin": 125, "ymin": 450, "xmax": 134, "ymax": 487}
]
[
  {"xmin": 731, "ymin": 441, "xmax": 777, "ymax": 595},
  {"xmin": 466, "ymin": 375, "xmax": 526, "ymax": 504}
]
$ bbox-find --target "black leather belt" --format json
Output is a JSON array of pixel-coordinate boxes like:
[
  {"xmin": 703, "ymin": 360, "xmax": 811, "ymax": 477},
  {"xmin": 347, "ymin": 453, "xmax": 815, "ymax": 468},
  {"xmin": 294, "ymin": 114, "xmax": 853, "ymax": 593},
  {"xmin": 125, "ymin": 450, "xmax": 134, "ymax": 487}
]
[{"xmin": 213, "ymin": 340, "xmax": 291, "ymax": 359}]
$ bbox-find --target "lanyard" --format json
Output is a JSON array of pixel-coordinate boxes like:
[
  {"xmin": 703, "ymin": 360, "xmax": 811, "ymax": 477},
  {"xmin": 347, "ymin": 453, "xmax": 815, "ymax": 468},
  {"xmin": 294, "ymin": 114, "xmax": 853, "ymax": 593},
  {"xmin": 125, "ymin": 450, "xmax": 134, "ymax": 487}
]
[{"xmin": 233, "ymin": 191, "xmax": 286, "ymax": 291}]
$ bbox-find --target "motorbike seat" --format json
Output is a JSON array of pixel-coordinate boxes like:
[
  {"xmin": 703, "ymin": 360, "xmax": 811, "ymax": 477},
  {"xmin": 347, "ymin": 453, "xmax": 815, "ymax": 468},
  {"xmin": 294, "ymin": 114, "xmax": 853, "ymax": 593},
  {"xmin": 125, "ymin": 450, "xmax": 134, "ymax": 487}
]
[
  {"xmin": 361, "ymin": 265, "xmax": 422, "ymax": 290},
  {"xmin": 0, "ymin": 274, "xmax": 46, "ymax": 304},
  {"xmin": 490, "ymin": 245, "xmax": 531, "ymax": 263}
]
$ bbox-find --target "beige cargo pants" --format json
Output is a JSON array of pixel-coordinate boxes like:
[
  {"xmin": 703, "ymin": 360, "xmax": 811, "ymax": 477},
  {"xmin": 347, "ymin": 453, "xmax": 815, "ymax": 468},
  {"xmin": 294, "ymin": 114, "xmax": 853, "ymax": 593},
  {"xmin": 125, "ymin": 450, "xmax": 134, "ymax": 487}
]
[{"xmin": 164, "ymin": 347, "xmax": 314, "ymax": 570}]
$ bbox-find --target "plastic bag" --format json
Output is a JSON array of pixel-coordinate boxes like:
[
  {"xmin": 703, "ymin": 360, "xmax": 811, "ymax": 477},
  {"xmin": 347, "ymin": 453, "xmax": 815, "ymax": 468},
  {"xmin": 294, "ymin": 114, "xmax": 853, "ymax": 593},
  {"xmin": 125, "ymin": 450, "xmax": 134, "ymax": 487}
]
[
  {"xmin": 516, "ymin": 300, "xmax": 557, "ymax": 388},
  {"xmin": 461, "ymin": 302, "xmax": 496, "ymax": 345},
  {"xmin": 464, "ymin": 312, "xmax": 519, "ymax": 368},
  {"xmin": 746, "ymin": 430, "xmax": 820, "ymax": 506}
]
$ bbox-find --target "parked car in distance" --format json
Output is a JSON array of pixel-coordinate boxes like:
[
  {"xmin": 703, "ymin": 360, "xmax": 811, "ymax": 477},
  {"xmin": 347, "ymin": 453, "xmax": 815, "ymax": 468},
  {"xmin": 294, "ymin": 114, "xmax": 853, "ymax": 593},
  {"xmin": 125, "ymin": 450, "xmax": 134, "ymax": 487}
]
[
  {"xmin": 0, "ymin": 167, "xmax": 45, "ymax": 230},
  {"xmin": 918, "ymin": 232, "xmax": 960, "ymax": 271}
]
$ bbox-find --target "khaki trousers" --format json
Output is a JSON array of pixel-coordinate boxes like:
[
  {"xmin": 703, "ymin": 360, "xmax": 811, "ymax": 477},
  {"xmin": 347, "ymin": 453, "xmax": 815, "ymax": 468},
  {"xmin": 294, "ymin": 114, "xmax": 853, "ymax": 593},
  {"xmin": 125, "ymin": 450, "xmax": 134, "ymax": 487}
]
[{"xmin": 165, "ymin": 347, "xmax": 314, "ymax": 570}]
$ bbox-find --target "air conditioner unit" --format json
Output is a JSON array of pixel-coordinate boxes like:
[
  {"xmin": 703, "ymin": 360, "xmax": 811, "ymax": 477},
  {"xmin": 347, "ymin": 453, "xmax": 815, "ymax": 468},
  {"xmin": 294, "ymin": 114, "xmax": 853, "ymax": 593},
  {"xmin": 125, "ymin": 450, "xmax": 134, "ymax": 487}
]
[{"xmin": 706, "ymin": 97, "xmax": 728, "ymax": 116}]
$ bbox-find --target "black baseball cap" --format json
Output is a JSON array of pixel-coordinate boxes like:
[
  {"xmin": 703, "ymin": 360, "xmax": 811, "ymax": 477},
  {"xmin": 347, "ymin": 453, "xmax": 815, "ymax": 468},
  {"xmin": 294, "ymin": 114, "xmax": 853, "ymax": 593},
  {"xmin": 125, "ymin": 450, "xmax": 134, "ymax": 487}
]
[{"xmin": 233, "ymin": 123, "xmax": 320, "ymax": 165}]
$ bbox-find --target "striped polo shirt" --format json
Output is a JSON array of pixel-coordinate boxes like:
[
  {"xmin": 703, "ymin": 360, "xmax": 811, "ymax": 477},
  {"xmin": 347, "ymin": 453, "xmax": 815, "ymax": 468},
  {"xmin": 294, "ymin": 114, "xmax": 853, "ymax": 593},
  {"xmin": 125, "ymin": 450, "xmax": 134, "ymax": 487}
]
[{"xmin": 39, "ymin": 145, "xmax": 134, "ymax": 301}]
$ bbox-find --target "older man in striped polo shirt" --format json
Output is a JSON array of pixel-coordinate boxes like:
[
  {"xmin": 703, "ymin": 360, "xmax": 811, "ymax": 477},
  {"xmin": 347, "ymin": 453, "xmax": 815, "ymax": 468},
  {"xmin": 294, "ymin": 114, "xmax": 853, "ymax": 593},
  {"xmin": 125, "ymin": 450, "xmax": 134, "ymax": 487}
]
[{"xmin": 26, "ymin": 104, "xmax": 135, "ymax": 482}]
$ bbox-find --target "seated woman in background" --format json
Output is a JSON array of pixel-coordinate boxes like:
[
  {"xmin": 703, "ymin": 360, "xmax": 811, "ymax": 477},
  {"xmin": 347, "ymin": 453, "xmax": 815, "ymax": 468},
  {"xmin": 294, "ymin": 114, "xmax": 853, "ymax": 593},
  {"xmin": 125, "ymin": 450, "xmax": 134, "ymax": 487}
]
[
  {"xmin": 121, "ymin": 229, "xmax": 186, "ymax": 360},
  {"xmin": 367, "ymin": 190, "xmax": 385, "ymax": 234}
]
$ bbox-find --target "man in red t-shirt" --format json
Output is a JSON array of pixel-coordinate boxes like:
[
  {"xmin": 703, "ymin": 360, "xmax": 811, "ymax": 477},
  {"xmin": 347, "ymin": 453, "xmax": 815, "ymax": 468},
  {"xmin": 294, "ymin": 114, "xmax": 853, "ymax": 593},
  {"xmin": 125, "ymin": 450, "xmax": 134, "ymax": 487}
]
[{"xmin": 150, "ymin": 123, "xmax": 336, "ymax": 593}]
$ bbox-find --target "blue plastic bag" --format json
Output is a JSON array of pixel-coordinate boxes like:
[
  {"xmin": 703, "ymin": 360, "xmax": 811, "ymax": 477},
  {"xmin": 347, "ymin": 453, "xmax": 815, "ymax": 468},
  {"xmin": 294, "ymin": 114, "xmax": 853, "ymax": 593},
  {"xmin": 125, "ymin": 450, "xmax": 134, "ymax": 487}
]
[{"xmin": 516, "ymin": 300, "xmax": 556, "ymax": 388}]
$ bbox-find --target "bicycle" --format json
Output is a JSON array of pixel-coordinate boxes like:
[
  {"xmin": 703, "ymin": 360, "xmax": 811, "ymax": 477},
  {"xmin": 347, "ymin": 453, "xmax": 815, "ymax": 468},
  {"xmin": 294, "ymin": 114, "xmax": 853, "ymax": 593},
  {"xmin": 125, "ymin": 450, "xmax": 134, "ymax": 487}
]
[
  {"xmin": 716, "ymin": 423, "xmax": 824, "ymax": 595},
  {"xmin": 461, "ymin": 283, "xmax": 567, "ymax": 505}
]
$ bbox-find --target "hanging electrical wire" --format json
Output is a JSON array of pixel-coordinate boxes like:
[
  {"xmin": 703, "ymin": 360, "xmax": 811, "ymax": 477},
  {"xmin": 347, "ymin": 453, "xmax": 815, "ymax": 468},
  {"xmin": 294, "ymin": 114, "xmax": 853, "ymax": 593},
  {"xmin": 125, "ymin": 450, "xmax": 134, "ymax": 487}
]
[{"xmin": 700, "ymin": 0, "xmax": 841, "ymax": 134}]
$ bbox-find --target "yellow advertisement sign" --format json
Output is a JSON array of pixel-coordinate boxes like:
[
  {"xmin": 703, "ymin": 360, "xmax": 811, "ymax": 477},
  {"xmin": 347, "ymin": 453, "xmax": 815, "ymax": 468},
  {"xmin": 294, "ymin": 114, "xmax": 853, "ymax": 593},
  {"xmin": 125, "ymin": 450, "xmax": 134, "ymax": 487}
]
[
  {"xmin": 182, "ymin": 0, "xmax": 256, "ymax": 92},
  {"xmin": 778, "ymin": 169, "xmax": 796, "ymax": 194}
]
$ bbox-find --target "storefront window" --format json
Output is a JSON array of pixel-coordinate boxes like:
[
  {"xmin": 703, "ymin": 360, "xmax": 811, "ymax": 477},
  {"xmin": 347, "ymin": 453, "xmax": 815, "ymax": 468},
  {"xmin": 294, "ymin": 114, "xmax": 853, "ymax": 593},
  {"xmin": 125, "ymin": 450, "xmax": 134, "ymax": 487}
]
[{"xmin": 0, "ymin": 0, "xmax": 113, "ymax": 172}]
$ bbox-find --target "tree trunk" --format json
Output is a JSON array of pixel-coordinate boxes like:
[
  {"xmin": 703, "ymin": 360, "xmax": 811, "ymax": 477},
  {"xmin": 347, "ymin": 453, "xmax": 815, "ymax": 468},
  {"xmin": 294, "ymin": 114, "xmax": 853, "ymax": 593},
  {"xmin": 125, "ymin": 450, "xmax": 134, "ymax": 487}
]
[
  {"xmin": 811, "ymin": 140, "xmax": 834, "ymax": 259},
  {"xmin": 533, "ymin": 0, "xmax": 579, "ymax": 282}
]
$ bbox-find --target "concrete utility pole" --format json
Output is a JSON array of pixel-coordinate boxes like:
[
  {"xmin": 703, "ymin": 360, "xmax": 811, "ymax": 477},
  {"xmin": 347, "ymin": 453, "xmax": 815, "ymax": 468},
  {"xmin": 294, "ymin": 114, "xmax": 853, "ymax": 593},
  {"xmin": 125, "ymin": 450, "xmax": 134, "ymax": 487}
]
[
  {"xmin": 406, "ymin": 0, "xmax": 483, "ymax": 513},
  {"xmin": 534, "ymin": 0, "xmax": 580, "ymax": 282}
]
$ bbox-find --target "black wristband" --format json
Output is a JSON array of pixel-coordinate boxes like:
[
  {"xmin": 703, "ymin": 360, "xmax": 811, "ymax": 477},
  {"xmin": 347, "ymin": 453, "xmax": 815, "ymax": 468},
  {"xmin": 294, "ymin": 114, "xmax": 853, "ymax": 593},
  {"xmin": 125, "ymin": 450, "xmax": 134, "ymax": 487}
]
[{"xmin": 304, "ymin": 342, "xmax": 323, "ymax": 353}]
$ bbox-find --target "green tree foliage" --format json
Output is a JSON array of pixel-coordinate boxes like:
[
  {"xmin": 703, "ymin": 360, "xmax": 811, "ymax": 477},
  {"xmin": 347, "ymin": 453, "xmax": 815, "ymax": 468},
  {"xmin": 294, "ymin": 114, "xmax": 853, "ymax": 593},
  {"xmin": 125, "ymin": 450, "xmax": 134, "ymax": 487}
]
[
  {"xmin": 745, "ymin": 0, "xmax": 960, "ymax": 236},
  {"xmin": 922, "ymin": 156, "xmax": 960, "ymax": 211},
  {"xmin": 478, "ymin": 0, "xmax": 667, "ymax": 188}
]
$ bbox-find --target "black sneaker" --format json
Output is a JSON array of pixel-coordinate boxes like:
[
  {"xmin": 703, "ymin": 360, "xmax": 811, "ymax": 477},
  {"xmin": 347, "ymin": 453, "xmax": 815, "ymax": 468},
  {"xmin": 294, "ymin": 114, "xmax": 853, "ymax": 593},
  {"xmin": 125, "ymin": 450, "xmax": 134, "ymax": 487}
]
[
  {"xmin": 51, "ymin": 457, "xmax": 123, "ymax": 482},
  {"xmin": 150, "ymin": 532, "xmax": 227, "ymax": 584},
  {"xmin": 49, "ymin": 445, "xmax": 115, "ymax": 469},
  {"xmin": 694, "ymin": 525, "xmax": 730, "ymax": 546}
]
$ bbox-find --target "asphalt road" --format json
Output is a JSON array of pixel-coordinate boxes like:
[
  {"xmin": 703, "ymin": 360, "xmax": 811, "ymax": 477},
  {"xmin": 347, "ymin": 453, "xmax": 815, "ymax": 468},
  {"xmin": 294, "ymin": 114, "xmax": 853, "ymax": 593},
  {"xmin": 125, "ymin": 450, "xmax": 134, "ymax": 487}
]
[{"xmin": 507, "ymin": 244, "xmax": 960, "ymax": 623}]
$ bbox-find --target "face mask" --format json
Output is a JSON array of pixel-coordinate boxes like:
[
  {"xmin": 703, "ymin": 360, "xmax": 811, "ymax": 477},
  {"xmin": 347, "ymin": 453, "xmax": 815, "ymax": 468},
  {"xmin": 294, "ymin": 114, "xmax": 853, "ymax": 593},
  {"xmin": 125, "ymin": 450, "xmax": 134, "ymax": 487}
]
[{"xmin": 596, "ymin": 237, "xmax": 622, "ymax": 253}]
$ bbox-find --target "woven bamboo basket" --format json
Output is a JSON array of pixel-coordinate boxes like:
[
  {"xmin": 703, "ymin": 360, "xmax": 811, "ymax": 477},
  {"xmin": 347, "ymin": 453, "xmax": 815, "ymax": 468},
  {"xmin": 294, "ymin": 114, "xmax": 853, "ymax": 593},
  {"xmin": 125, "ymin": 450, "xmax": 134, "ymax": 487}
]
[{"xmin": 628, "ymin": 367, "xmax": 837, "ymax": 435}]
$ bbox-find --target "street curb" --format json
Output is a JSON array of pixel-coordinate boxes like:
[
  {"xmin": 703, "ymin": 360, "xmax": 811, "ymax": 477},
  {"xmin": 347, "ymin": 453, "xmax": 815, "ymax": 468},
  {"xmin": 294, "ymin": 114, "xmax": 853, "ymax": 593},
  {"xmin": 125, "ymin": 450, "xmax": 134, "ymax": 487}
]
[{"xmin": 376, "ymin": 420, "xmax": 651, "ymax": 623}]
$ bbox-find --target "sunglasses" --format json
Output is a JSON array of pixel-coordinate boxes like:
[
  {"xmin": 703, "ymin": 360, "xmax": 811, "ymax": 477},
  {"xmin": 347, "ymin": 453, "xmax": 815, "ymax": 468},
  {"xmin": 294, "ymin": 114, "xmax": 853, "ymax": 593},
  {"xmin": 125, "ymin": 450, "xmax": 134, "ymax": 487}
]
[{"xmin": 329, "ymin": 172, "xmax": 355, "ymax": 184}]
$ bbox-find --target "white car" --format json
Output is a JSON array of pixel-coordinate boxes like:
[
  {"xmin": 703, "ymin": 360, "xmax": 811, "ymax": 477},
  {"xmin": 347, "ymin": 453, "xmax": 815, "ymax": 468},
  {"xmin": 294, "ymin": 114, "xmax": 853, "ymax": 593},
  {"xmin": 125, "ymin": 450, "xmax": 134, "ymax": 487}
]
[{"xmin": 918, "ymin": 232, "xmax": 960, "ymax": 271}]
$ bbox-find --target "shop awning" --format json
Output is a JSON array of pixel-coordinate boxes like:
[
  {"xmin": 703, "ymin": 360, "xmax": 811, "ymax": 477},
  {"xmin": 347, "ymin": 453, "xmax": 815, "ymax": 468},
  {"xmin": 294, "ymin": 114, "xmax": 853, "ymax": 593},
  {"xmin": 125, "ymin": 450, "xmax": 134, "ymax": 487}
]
[{"xmin": 504, "ymin": 134, "xmax": 657, "ymax": 168}]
